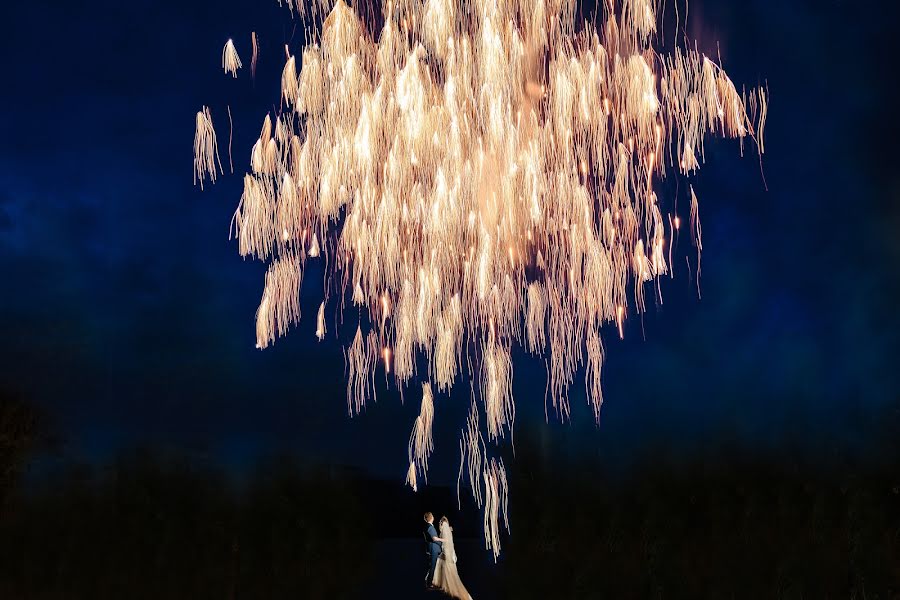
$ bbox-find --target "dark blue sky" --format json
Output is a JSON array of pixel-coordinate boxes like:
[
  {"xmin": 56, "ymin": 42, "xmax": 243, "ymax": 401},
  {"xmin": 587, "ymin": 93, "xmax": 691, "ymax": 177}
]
[{"xmin": 0, "ymin": 0, "xmax": 897, "ymax": 483}]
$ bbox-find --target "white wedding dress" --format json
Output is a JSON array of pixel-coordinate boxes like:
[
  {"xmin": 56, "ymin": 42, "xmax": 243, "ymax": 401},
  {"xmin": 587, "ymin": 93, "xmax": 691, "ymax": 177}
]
[{"xmin": 431, "ymin": 520, "xmax": 473, "ymax": 600}]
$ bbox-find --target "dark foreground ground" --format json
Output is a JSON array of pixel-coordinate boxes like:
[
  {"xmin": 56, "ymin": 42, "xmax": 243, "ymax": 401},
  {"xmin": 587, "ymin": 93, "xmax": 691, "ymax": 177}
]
[
  {"xmin": 1, "ymin": 395, "xmax": 898, "ymax": 598},
  {"xmin": 1, "ymin": 449, "xmax": 898, "ymax": 599}
]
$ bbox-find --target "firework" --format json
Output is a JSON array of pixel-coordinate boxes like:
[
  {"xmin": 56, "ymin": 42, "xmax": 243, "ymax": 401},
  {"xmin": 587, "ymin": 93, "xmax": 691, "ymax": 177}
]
[
  {"xmin": 222, "ymin": 39, "xmax": 242, "ymax": 77},
  {"xmin": 483, "ymin": 458, "xmax": 509, "ymax": 561},
  {"xmin": 193, "ymin": 106, "xmax": 221, "ymax": 190},
  {"xmin": 210, "ymin": 0, "xmax": 767, "ymax": 558},
  {"xmin": 315, "ymin": 300, "xmax": 327, "ymax": 340},
  {"xmin": 251, "ymin": 32, "xmax": 259, "ymax": 80},
  {"xmin": 407, "ymin": 383, "xmax": 436, "ymax": 484}
]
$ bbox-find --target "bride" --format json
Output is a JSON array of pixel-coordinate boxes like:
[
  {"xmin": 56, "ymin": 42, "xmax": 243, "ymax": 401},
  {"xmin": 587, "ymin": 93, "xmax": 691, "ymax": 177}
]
[{"xmin": 431, "ymin": 517, "xmax": 473, "ymax": 600}]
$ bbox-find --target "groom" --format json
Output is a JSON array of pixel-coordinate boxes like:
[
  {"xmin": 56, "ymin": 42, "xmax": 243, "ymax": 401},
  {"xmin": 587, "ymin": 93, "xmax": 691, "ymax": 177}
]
[{"xmin": 422, "ymin": 512, "xmax": 444, "ymax": 589}]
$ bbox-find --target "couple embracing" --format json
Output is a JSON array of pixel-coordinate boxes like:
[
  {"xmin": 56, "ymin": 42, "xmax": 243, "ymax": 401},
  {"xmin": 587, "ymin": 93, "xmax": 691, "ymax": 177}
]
[{"xmin": 423, "ymin": 512, "xmax": 473, "ymax": 599}]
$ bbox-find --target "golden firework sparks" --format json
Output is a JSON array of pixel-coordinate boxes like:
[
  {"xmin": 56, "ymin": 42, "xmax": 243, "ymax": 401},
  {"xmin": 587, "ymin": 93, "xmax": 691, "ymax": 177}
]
[
  {"xmin": 193, "ymin": 106, "xmax": 222, "ymax": 189},
  {"xmin": 251, "ymin": 32, "xmax": 259, "ymax": 80},
  {"xmin": 222, "ymin": 39, "xmax": 243, "ymax": 78},
  {"xmin": 206, "ymin": 0, "xmax": 767, "ymax": 557},
  {"xmin": 407, "ymin": 382, "xmax": 435, "ymax": 486},
  {"xmin": 315, "ymin": 300, "xmax": 327, "ymax": 340},
  {"xmin": 483, "ymin": 458, "xmax": 509, "ymax": 561}
]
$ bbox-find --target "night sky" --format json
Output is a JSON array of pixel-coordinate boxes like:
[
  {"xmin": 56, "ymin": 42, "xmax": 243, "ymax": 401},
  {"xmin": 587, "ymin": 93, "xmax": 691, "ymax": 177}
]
[{"xmin": 1, "ymin": 0, "xmax": 898, "ymax": 488}]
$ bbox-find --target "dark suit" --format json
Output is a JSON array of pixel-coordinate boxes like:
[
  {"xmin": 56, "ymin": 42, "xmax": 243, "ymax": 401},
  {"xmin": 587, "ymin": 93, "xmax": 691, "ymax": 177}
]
[{"xmin": 423, "ymin": 521, "xmax": 442, "ymax": 584}]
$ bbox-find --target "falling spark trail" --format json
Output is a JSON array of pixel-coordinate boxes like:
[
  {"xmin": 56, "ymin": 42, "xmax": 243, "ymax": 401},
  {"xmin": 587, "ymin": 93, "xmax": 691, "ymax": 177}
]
[
  {"xmin": 193, "ymin": 106, "xmax": 221, "ymax": 189},
  {"xmin": 251, "ymin": 32, "xmax": 259, "ymax": 81},
  {"xmin": 227, "ymin": 105, "xmax": 234, "ymax": 174},
  {"xmin": 407, "ymin": 383, "xmax": 435, "ymax": 488},
  {"xmin": 690, "ymin": 185, "xmax": 702, "ymax": 299},
  {"xmin": 316, "ymin": 300, "xmax": 327, "ymax": 340},
  {"xmin": 222, "ymin": 39, "xmax": 242, "ymax": 77}
]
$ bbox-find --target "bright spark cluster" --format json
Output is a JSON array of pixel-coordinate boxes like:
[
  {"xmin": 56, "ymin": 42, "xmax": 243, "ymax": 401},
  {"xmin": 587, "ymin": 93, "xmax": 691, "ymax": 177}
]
[
  {"xmin": 222, "ymin": 39, "xmax": 243, "ymax": 78},
  {"xmin": 197, "ymin": 0, "xmax": 767, "ymax": 559}
]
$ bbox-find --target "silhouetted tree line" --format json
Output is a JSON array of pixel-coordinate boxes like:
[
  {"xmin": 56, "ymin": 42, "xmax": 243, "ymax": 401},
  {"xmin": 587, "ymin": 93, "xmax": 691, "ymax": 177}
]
[
  {"xmin": 498, "ymin": 414, "xmax": 900, "ymax": 599},
  {"xmin": 0, "ymin": 447, "xmax": 375, "ymax": 600},
  {"xmin": 0, "ymin": 392, "xmax": 44, "ymax": 515},
  {"xmin": 3, "ymin": 388, "xmax": 899, "ymax": 598}
]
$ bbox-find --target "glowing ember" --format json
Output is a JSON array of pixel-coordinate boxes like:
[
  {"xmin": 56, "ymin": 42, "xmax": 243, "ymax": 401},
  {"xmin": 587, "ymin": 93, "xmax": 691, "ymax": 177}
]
[{"xmin": 201, "ymin": 0, "xmax": 767, "ymax": 559}]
